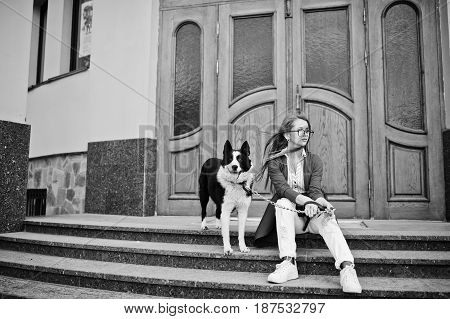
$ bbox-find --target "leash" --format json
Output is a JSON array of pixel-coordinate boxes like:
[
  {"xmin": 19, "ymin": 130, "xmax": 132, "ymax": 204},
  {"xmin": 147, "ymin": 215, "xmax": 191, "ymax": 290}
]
[{"xmin": 242, "ymin": 185, "xmax": 336, "ymax": 231}]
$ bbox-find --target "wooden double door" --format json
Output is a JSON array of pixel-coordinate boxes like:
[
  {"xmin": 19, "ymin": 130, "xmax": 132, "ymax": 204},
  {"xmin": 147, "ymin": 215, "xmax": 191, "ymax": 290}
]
[{"xmin": 157, "ymin": 0, "xmax": 445, "ymax": 220}]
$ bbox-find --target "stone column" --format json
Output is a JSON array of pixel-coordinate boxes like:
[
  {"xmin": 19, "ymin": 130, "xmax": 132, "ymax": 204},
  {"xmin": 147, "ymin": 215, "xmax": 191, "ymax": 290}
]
[
  {"xmin": 85, "ymin": 138, "xmax": 156, "ymax": 216},
  {"xmin": 0, "ymin": 120, "xmax": 31, "ymax": 233}
]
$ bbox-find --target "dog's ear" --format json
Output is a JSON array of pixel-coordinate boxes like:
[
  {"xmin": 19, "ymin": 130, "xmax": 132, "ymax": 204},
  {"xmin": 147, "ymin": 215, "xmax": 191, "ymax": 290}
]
[
  {"xmin": 224, "ymin": 140, "xmax": 233, "ymax": 154},
  {"xmin": 240, "ymin": 141, "xmax": 250, "ymax": 156},
  {"xmin": 222, "ymin": 140, "xmax": 233, "ymax": 166}
]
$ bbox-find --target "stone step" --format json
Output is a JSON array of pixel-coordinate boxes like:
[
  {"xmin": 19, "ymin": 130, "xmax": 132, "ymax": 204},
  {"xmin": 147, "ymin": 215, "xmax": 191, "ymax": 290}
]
[
  {"xmin": 1, "ymin": 232, "xmax": 449, "ymax": 279},
  {"xmin": 0, "ymin": 250, "xmax": 448, "ymax": 298},
  {"xmin": 0, "ymin": 275, "xmax": 154, "ymax": 299},
  {"xmin": 23, "ymin": 218, "xmax": 450, "ymax": 251}
]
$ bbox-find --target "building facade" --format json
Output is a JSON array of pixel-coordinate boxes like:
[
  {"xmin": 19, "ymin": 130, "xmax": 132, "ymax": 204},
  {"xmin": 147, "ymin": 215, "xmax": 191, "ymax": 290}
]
[{"xmin": 1, "ymin": 0, "xmax": 450, "ymax": 227}]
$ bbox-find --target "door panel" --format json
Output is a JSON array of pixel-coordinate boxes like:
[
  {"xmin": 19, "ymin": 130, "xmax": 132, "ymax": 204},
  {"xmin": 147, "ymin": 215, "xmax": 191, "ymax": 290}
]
[
  {"xmin": 157, "ymin": 6, "xmax": 217, "ymax": 215},
  {"xmin": 293, "ymin": 0, "xmax": 369, "ymax": 218},
  {"xmin": 387, "ymin": 142, "xmax": 428, "ymax": 201},
  {"xmin": 217, "ymin": 0, "xmax": 286, "ymax": 217},
  {"xmin": 368, "ymin": 0, "xmax": 445, "ymax": 219},
  {"xmin": 304, "ymin": 101, "xmax": 353, "ymax": 199},
  {"xmin": 303, "ymin": 6, "xmax": 352, "ymax": 97}
]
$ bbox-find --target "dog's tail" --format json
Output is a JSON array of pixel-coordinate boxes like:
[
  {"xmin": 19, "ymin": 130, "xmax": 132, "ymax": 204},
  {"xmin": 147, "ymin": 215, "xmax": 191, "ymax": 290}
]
[
  {"xmin": 198, "ymin": 169, "xmax": 209, "ymax": 221},
  {"xmin": 198, "ymin": 158, "xmax": 221, "ymax": 219}
]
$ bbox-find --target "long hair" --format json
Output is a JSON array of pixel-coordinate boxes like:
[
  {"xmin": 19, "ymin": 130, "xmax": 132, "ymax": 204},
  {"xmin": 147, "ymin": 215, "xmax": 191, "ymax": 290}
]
[{"xmin": 255, "ymin": 112, "xmax": 312, "ymax": 184}]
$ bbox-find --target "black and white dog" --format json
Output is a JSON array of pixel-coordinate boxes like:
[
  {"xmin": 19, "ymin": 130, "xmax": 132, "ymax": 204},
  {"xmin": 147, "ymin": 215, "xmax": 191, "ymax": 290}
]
[{"xmin": 199, "ymin": 140, "xmax": 254, "ymax": 255}]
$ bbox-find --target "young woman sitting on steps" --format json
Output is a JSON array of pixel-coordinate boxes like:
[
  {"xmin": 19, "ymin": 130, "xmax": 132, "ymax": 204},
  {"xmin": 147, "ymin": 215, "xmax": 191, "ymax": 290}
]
[{"xmin": 254, "ymin": 112, "xmax": 362, "ymax": 294}]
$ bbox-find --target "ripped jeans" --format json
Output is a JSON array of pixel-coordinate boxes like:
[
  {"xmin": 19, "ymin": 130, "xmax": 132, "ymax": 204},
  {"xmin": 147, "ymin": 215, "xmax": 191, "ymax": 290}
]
[{"xmin": 275, "ymin": 198, "xmax": 354, "ymax": 270}]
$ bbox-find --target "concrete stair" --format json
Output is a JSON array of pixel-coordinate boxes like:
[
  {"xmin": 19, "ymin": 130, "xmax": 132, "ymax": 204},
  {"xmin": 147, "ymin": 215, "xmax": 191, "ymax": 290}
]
[
  {"xmin": 0, "ymin": 214, "xmax": 449, "ymax": 298},
  {"xmin": 0, "ymin": 250, "xmax": 448, "ymax": 298},
  {"xmin": 0, "ymin": 232, "xmax": 449, "ymax": 278},
  {"xmin": 0, "ymin": 275, "xmax": 152, "ymax": 299},
  {"xmin": 22, "ymin": 218, "xmax": 450, "ymax": 251}
]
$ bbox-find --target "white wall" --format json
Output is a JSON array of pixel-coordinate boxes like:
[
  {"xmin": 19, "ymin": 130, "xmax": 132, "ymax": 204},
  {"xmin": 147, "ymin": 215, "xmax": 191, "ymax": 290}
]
[
  {"xmin": 27, "ymin": 71, "xmax": 91, "ymax": 156},
  {"xmin": 26, "ymin": 0, "xmax": 159, "ymax": 157},
  {"xmin": 88, "ymin": 0, "xmax": 158, "ymax": 143},
  {"xmin": 0, "ymin": 0, "xmax": 33, "ymax": 124}
]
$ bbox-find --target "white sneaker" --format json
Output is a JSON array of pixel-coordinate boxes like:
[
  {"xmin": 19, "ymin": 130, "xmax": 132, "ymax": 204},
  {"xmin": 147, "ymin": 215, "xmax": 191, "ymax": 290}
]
[
  {"xmin": 340, "ymin": 264, "xmax": 362, "ymax": 293},
  {"xmin": 267, "ymin": 259, "xmax": 299, "ymax": 284}
]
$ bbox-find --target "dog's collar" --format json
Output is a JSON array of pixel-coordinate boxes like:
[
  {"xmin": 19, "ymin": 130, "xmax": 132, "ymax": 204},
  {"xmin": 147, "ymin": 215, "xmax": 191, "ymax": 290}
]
[
  {"xmin": 230, "ymin": 172, "xmax": 243, "ymax": 184},
  {"xmin": 220, "ymin": 165, "xmax": 253, "ymax": 184},
  {"xmin": 225, "ymin": 171, "xmax": 246, "ymax": 185}
]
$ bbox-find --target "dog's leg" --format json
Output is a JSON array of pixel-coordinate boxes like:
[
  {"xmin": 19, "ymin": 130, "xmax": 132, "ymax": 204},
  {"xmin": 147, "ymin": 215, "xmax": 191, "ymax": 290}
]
[
  {"xmin": 215, "ymin": 205, "xmax": 222, "ymax": 229},
  {"xmin": 221, "ymin": 203, "xmax": 233, "ymax": 255},
  {"xmin": 237, "ymin": 202, "xmax": 250, "ymax": 253},
  {"xmin": 214, "ymin": 187, "xmax": 224, "ymax": 229},
  {"xmin": 200, "ymin": 203, "xmax": 209, "ymax": 230},
  {"xmin": 199, "ymin": 173, "xmax": 209, "ymax": 230}
]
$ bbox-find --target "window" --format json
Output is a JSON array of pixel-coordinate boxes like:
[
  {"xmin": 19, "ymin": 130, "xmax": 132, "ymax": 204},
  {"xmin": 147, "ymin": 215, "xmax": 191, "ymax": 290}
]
[
  {"xmin": 70, "ymin": 0, "xmax": 92, "ymax": 71},
  {"xmin": 28, "ymin": 0, "xmax": 48, "ymax": 86},
  {"xmin": 383, "ymin": 2, "xmax": 424, "ymax": 131},
  {"xmin": 28, "ymin": 0, "xmax": 93, "ymax": 88},
  {"xmin": 36, "ymin": 1, "xmax": 48, "ymax": 83},
  {"xmin": 233, "ymin": 15, "xmax": 274, "ymax": 99},
  {"xmin": 173, "ymin": 22, "xmax": 201, "ymax": 136}
]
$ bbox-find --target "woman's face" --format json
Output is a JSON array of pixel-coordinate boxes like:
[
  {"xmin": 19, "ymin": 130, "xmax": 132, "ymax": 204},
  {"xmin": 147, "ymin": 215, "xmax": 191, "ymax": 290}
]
[{"xmin": 286, "ymin": 118, "xmax": 311, "ymax": 148}]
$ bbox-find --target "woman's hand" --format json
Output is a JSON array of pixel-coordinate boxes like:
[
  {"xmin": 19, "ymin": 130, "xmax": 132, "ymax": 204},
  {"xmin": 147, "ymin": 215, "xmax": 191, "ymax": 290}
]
[
  {"xmin": 304, "ymin": 203, "xmax": 318, "ymax": 217},
  {"xmin": 296, "ymin": 195, "xmax": 320, "ymax": 217},
  {"xmin": 315, "ymin": 197, "xmax": 334, "ymax": 211}
]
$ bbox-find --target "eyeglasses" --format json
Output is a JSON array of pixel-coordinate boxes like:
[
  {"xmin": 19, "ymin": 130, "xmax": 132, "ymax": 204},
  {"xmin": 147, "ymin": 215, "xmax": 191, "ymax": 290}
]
[{"xmin": 287, "ymin": 128, "xmax": 314, "ymax": 137}]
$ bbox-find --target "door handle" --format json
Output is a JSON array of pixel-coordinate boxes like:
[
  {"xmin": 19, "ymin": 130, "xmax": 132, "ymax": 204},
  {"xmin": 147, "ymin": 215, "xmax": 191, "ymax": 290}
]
[{"xmin": 296, "ymin": 84, "xmax": 302, "ymax": 111}]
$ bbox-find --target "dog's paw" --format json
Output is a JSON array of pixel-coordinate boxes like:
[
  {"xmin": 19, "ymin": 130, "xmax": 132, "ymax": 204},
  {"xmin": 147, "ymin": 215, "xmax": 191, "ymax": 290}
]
[
  {"xmin": 215, "ymin": 219, "xmax": 222, "ymax": 229},
  {"xmin": 240, "ymin": 246, "xmax": 250, "ymax": 253},
  {"xmin": 201, "ymin": 220, "xmax": 208, "ymax": 230},
  {"xmin": 223, "ymin": 247, "xmax": 233, "ymax": 255}
]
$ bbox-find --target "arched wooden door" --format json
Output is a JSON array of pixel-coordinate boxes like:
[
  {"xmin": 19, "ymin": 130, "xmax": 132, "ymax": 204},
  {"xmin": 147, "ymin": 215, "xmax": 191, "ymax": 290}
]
[
  {"xmin": 217, "ymin": 0, "xmax": 287, "ymax": 217},
  {"xmin": 368, "ymin": 0, "xmax": 445, "ymax": 220},
  {"xmin": 157, "ymin": 6, "xmax": 217, "ymax": 215},
  {"xmin": 156, "ymin": 0, "xmax": 445, "ymax": 220},
  {"xmin": 157, "ymin": 1, "xmax": 287, "ymax": 216},
  {"xmin": 292, "ymin": 0, "xmax": 370, "ymax": 218}
]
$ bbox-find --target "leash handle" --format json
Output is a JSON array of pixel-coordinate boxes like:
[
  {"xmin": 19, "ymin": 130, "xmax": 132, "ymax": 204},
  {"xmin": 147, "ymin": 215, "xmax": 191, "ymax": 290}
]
[
  {"xmin": 302, "ymin": 200, "xmax": 326, "ymax": 211},
  {"xmin": 300, "ymin": 201, "xmax": 327, "ymax": 231}
]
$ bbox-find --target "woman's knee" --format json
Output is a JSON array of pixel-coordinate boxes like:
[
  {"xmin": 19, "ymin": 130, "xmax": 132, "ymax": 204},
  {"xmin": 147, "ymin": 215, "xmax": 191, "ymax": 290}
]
[
  {"xmin": 316, "ymin": 217, "xmax": 341, "ymax": 235},
  {"xmin": 275, "ymin": 199, "xmax": 296, "ymax": 223},
  {"xmin": 276, "ymin": 198, "xmax": 295, "ymax": 209}
]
